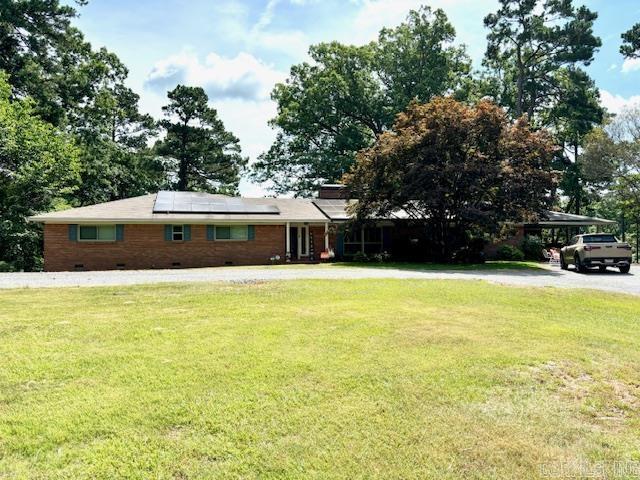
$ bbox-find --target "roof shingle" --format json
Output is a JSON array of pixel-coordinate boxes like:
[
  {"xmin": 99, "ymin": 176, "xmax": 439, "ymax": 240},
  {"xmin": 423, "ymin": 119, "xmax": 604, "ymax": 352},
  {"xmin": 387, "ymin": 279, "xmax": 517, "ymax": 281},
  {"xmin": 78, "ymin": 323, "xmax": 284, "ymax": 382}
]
[{"xmin": 29, "ymin": 193, "xmax": 329, "ymax": 223}]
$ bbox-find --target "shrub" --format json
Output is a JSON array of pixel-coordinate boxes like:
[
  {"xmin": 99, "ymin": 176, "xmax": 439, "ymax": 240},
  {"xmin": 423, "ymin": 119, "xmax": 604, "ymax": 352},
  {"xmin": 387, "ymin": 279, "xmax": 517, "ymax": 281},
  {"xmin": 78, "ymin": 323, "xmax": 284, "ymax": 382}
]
[
  {"xmin": 352, "ymin": 252, "xmax": 370, "ymax": 263},
  {"xmin": 0, "ymin": 261, "xmax": 14, "ymax": 272},
  {"xmin": 370, "ymin": 252, "xmax": 392, "ymax": 263},
  {"xmin": 452, "ymin": 237, "xmax": 487, "ymax": 263},
  {"xmin": 496, "ymin": 245, "xmax": 525, "ymax": 261},
  {"xmin": 520, "ymin": 236, "xmax": 545, "ymax": 261}
]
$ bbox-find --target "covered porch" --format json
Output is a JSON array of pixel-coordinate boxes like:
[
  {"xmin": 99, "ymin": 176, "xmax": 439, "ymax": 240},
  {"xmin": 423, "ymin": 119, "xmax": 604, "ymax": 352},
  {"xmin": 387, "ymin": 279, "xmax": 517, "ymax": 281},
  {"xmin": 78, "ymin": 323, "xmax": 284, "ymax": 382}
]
[{"xmin": 285, "ymin": 222, "xmax": 330, "ymax": 262}]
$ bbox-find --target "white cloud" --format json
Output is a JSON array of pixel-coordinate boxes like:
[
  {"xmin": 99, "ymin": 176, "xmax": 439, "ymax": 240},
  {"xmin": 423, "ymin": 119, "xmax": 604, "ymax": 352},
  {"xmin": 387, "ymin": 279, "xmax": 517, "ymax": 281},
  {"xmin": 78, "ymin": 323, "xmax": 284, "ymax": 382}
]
[
  {"xmin": 600, "ymin": 90, "xmax": 640, "ymax": 114},
  {"xmin": 214, "ymin": 98, "xmax": 278, "ymax": 162},
  {"xmin": 351, "ymin": 0, "xmax": 424, "ymax": 42},
  {"xmin": 145, "ymin": 50, "xmax": 286, "ymax": 101},
  {"xmin": 247, "ymin": 1, "xmax": 310, "ymax": 61},
  {"xmin": 211, "ymin": 97, "xmax": 280, "ymax": 196},
  {"xmin": 250, "ymin": 30, "xmax": 310, "ymax": 61},
  {"xmin": 622, "ymin": 57, "xmax": 640, "ymax": 73},
  {"xmin": 348, "ymin": 0, "xmax": 487, "ymax": 43},
  {"xmin": 345, "ymin": 0, "xmax": 497, "ymax": 63},
  {"xmin": 211, "ymin": 0, "xmax": 311, "ymax": 63}
]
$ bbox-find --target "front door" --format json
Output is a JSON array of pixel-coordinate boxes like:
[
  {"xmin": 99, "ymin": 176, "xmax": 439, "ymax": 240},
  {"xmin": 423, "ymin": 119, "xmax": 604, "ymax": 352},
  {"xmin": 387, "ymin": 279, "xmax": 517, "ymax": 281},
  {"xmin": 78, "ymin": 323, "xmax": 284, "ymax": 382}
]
[
  {"xmin": 289, "ymin": 225, "xmax": 309, "ymax": 259},
  {"xmin": 289, "ymin": 226, "xmax": 299, "ymax": 259},
  {"xmin": 298, "ymin": 225, "xmax": 308, "ymax": 257}
]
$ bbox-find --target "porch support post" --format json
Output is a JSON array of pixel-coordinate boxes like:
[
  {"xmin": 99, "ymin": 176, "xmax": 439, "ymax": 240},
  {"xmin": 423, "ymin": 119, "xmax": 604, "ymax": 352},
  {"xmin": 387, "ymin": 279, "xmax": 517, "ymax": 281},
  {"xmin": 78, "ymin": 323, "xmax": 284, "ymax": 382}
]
[
  {"xmin": 286, "ymin": 222, "xmax": 291, "ymax": 261},
  {"xmin": 324, "ymin": 222, "xmax": 329, "ymax": 251}
]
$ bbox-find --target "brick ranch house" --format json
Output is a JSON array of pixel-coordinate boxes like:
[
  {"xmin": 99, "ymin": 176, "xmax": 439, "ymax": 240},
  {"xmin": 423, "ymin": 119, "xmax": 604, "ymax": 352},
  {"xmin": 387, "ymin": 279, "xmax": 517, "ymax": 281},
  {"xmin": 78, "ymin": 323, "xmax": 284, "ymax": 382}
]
[
  {"xmin": 29, "ymin": 185, "xmax": 616, "ymax": 272},
  {"xmin": 29, "ymin": 186, "xmax": 402, "ymax": 271}
]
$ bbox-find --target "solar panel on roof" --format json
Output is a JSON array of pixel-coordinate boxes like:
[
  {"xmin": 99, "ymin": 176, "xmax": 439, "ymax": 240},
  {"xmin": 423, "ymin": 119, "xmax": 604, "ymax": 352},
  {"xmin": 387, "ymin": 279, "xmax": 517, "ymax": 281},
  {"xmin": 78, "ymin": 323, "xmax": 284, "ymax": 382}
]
[
  {"xmin": 153, "ymin": 191, "xmax": 280, "ymax": 214},
  {"xmin": 312, "ymin": 199, "xmax": 351, "ymax": 219}
]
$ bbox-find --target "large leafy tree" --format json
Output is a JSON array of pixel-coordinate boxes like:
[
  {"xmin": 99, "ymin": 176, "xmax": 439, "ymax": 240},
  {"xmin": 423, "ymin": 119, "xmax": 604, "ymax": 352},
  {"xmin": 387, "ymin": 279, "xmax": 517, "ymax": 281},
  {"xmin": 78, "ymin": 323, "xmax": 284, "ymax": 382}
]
[
  {"xmin": 252, "ymin": 6, "xmax": 471, "ymax": 195},
  {"xmin": 155, "ymin": 85, "xmax": 246, "ymax": 193},
  {"xmin": 1, "ymin": 1, "xmax": 162, "ymax": 206},
  {"xmin": 0, "ymin": 0, "xmax": 81, "ymax": 125},
  {"xmin": 0, "ymin": 74, "xmax": 79, "ymax": 271},
  {"xmin": 0, "ymin": 0, "xmax": 163, "ymax": 270},
  {"xmin": 483, "ymin": 0, "xmax": 601, "ymax": 121},
  {"xmin": 585, "ymin": 107, "xmax": 640, "ymax": 259},
  {"xmin": 345, "ymin": 98, "xmax": 557, "ymax": 262},
  {"xmin": 0, "ymin": 0, "xmax": 125, "ymax": 129}
]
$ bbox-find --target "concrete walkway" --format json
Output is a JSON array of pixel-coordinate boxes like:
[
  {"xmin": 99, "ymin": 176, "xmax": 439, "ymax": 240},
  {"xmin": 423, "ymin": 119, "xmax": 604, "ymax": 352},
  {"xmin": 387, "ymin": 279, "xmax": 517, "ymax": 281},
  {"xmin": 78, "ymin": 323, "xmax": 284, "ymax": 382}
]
[{"xmin": 1, "ymin": 264, "xmax": 639, "ymax": 296}]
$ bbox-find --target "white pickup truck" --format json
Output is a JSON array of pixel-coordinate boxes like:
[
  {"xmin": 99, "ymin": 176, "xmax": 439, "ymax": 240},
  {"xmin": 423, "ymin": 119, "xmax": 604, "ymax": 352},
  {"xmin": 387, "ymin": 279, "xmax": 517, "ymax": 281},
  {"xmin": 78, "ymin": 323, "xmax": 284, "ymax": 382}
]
[{"xmin": 561, "ymin": 234, "xmax": 632, "ymax": 273}]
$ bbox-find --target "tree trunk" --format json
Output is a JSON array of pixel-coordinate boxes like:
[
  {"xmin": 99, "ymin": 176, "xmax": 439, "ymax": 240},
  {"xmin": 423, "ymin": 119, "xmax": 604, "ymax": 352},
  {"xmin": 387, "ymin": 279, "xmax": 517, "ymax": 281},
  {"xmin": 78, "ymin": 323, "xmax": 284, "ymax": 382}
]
[
  {"xmin": 177, "ymin": 122, "xmax": 189, "ymax": 190},
  {"xmin": 111, "ymin": 112, "xmax": 117, "ymax": 143},
  {"xmin": 636, "ymin": 218, "xmax": 640, "ymax": 263},
  {"xmin": 515, "ymin": 44, "xmax": 524, "ymax": 118},
  {"xmin": 574, "ymin": 143, "xmax": 581, "ymax": 215},
  {"xmin": 177, "ymin": 160, "xmax": 188, "ymax": 191}
]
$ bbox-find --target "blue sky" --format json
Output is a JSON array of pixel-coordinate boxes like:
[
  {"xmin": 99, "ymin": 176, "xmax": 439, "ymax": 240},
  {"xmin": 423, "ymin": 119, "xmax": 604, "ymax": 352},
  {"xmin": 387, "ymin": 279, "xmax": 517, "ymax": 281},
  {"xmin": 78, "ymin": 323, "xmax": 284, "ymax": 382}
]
[{"xmin": 67, "ymin": 0, "xmax": 640, "ymax": 195}]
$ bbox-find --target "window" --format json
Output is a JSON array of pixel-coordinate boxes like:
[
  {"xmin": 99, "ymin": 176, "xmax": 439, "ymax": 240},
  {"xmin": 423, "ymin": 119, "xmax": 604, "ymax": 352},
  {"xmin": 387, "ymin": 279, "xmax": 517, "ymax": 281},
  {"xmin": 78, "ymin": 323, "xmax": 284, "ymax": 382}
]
[
  {"xmin": 78, "ymin": 225, "xmax": 116, "ymax": 241},
  {"xmin": 363, "ymin": 226, "xmax": 383, "ymax": 254},
  {"xmin": 215, "ymin": 225, "xmax": 248, "ymax": 241},
  {"xmin": 344, "ymin": 228, "xmax": 362, "ymax": 256},
  {"xmin": 343, "ymin": 226, "xmax": 383, "ymax": 255},
  {"xmin": 583, "ymin": 234, "xmax": 617, "ymax": 243},
  {"xmin": 364, "ymin": 227, "xmax": 381, "ymax": 243},
  {"xmin": 172, "ymin": 225, "xmax": 184, "ymax": 241}
]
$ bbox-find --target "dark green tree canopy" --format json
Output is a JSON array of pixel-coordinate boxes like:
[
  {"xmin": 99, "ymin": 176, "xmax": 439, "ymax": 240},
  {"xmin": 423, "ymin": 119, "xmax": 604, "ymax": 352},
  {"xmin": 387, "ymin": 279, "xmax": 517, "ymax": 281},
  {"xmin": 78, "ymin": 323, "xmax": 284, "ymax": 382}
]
[
  {"xmin": 621, "ymin": 23, "xmax": 640, "ymax": 58},
  {"xmin": 0, "ymin": 73, "xmax": 79, "ymax": 270},
  {"xmin": 375, "ymin": 8, "xmax": 471, "ymax": 114},
  {"xmin": 345, "ymin": 98, "xmax": 557, "ymax": 261},
  {"xmin": 251, "ymin": 6, "xmax": 471, "ymax": 196},
  {"xmin": 0, "ymin": 0, "xmax": 165, "ymax": 268},
  {"xmin": 547, "ymin": 67, "xmax": 604, "ymax": 214},
  {"xmin": 483, "ymin": 0, "xmax": 601, "ymax": 120},
  {"xmin": 0, "ymin": 0, "xmax": 78, "ymax": 121},
  {"xmin": 0, "ymin": 0, "xmax": 123, "ymax": 127},
  {"xmin": 155, "ymin": 85, "xmax": 246, "ymax": 193},
  {"xmin": 0, "ymin": 0, "xmax": 162, "ymax": 206}
]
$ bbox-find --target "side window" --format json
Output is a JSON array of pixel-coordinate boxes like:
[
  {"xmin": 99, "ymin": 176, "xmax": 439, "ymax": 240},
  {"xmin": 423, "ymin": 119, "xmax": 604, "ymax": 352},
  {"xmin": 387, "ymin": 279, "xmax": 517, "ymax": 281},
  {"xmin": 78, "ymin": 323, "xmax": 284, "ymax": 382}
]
[
  {"xmin": 172, "ymin": 225, "xmax": 184, "ymax": 241},
  {"xmin": 214, "ymin": 225, "xmax": 248, "ymax": 241},
  {"xmin": 215, "ymin": 226, "xmax": 231, "ymax": 240},
  {"xmin": 78, "ymin": 225, "xmax": 116, "ymax": 241}
]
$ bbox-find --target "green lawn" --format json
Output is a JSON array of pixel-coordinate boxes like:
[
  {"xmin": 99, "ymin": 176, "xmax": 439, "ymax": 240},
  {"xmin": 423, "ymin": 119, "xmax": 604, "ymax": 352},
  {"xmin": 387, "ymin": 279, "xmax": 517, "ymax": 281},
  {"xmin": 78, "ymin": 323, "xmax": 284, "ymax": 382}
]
[
  {"xmin": 233, "ymin": 260, "xmax": 546, "ymax": 271},
  {"xmin": 1, "ymin": 280, "xmax": 639, "ymax": 479},
  {"xmin": 331, "ymin": 260, "xmax": 546, "ymax": 271}
]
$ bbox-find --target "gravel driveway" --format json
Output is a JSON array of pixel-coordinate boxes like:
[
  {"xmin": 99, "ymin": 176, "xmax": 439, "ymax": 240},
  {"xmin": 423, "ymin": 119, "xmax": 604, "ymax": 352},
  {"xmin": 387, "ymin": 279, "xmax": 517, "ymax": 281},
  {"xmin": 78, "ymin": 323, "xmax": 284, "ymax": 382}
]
[{"xmin": 1, "ymin": 264, "xmax": 639, "ymax": 296}]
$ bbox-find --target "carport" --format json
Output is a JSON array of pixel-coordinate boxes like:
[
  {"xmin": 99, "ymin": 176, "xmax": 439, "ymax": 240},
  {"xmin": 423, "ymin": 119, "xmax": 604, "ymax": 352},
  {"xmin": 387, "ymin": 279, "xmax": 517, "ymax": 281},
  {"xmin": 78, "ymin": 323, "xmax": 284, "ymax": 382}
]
[{"xmin": 523, "ymin": 211, "xmax": 617, "ymax": 247}]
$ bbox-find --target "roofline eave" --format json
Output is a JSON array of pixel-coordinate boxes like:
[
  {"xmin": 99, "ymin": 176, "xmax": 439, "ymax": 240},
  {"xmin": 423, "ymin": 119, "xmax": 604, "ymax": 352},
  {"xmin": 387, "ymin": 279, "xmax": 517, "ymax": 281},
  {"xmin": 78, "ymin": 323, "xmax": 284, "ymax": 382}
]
[{"xmin": 28, "ymin": 217, "xmax": 331, "ymax": 225}]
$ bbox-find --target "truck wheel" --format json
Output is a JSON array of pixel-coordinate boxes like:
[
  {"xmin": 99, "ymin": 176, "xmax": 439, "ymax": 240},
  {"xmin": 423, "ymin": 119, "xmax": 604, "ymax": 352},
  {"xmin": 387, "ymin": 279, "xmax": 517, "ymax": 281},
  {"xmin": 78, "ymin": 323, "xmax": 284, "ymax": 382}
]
[
  {"xmin": 574, "ymin": 254, "xmax": 586, "ymax": 273},
  {"xmin": 560, "ymin": 254, "xmax": 568, "ymax": 270},
  {"xmin": 619, "ymin": 264, "xmax": 631, "ymax": 274}
]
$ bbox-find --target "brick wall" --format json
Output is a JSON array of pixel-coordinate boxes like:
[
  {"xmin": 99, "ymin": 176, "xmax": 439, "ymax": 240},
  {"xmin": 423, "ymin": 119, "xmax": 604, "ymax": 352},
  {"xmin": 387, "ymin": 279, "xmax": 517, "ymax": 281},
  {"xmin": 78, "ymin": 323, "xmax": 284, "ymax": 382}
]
[
  {"xmin": 309, "ymin": 225, "xmax": 329, "ymax": 259},
  {"xmin": 484, "ymin": 226, "xmax": 526, "ymax": 259},
  {"xmin": 43, "ymin": 224, "xmax": 288, "ymax": 271}
]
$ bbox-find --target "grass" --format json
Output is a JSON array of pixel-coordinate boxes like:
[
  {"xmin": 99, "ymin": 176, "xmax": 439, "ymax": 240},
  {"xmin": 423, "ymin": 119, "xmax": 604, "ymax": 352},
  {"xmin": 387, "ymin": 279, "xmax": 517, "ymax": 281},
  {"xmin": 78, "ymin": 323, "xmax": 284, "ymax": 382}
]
[
  {"xmin": 1, "ymin": 279, "xmax": 639, "ymax": 479},
  {"xmin": 231, "ymin": 260, "xmax": 546, "ymax": 271},
  {"xmin": 331, "ymin": 260, "xmax": 546, "ymax": 271}
]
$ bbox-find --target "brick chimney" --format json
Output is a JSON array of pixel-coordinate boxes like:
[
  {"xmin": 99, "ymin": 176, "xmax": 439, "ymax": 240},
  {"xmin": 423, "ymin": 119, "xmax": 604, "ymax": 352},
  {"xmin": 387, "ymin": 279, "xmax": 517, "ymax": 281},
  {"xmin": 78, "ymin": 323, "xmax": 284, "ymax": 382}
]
[{"xmin": 317, "ymin": 184, "xmax": 349, "ymax": 199}]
